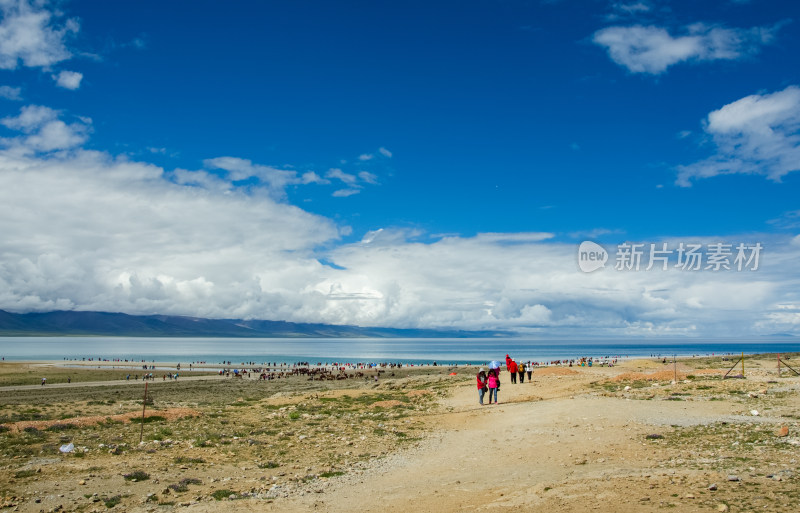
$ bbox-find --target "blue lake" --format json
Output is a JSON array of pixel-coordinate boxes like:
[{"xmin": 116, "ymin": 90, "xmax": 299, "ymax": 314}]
[{"xmin": 0, "ymin": 337, "xmax": 797, "ymax": 365}]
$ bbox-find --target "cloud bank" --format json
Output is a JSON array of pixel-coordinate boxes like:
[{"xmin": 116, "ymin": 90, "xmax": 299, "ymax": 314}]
[{"xmin": 1, "ymin": 113, "xmax": 799, "ymax": 338}]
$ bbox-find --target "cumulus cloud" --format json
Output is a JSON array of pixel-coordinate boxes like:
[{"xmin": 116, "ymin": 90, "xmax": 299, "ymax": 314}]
[
  {"xmin": 53, "ymin": 69, "xmax": 82, "ymax": 89},
  {"xmin": 1, "ymin": 104, "xmax": 89, "ymax": 151},
  {"xmin": 299, "ymin": 171, "xmax": 327, "ymax": 184},
  {"xmin": 0, "ymin": 84, "xmax": 21, "ymax": 99},
  {"xmin": 0, "ymin": 117, "xmax": 797, "ymax": 337},
  {"xmin": 0, "ymin": 0, "xmax": 78, "ymax": 70},
  {"xmin": 593, "ymin": 23, "xmax": 777, "ymax": 74},
  {"xmin": 312, "ymin": 232, "xmax": 798, "ymax": 336},
  {"xmin": 0, "ymin": 144, "xmax": 342, "ymax": 319},
  {"xmin": 676, "ymin": 85, "xmax": 800, "ymax": 186}
]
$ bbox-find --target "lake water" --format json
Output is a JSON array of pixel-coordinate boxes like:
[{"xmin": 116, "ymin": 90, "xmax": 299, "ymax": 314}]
[{"xmin": 0, "ymin": 337, "xmax": 797, "ymax": 366}]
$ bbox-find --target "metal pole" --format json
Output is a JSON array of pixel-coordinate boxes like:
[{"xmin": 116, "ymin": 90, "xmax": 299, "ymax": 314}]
[
  {"xmin": 139, "ymin": 381, "xmax": 148, "ymax": 444},
  {"xmin": 778, "ymin": 353, "xmax": 781, "ymax": 377},
  {"xmin": 673, "ymin": 354, "xmax": 677, "ymax": 382},
  {"xmin": 741, "ymin": 352, "xmax": 745, "ymax": 378}
]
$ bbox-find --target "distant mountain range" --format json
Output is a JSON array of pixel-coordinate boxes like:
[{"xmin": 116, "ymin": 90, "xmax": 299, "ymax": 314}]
[{"xmin": 0, "ymin": 310, "xmax": 506, "ymax": 338}]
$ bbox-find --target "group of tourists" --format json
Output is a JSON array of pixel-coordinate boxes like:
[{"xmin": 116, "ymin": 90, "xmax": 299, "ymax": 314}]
[{"xmin": 475, "ymin": 354, "xmax": 532, "ymax": 405}]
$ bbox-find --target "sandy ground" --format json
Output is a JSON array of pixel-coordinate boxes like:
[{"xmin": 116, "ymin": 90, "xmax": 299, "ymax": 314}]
[
  {"xmin": 274, "ymin": 368, "xmax": 796, "ymax": 513},
  {"xmin": 1, "ymin": 356, "xmax": 799, "ymax": 513}
]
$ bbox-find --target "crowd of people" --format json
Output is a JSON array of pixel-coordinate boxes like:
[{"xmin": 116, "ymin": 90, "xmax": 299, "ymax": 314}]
[{"xmin": 475, "ymin": 354, "xmax": 536, "ymax": 405}]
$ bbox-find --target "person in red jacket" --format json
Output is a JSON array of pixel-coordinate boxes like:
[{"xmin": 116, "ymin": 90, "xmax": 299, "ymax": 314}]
[
  {"xmin": 476, "ymin": 368, "xmax": 488, "ymax": 405},
  {"xmin": 508, "ymin": 359, "xmax": 518, "ymax": 383}
]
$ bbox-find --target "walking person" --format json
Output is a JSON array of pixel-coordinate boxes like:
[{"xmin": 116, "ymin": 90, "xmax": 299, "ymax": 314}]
[
  {"xmin": 476, "ymin": 368, "xmax": 488, "ymax": 405},
  {"xmin": 487, "ymin": 368, "xmax": 500, "ymax": 404},
  {"xmin": 526, "ymin": 363, "xmax": 532, "ymax": 382},
  {"xmin": 517, "ymin": 360, "xmax": 526, "ymax": 384},
  {"xmin": 509, "ymin": 359, "xmax": 518, "ymax": 383}
]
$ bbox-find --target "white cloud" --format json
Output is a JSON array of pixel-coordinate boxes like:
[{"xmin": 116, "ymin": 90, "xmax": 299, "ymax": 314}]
[
  {"xmin": 606, "ymin": 1, "xmax": 652, "ymax": 20},
  {"xmin": 311, "ymin": 231, "xmax": 799, "ymax": 335},
  {"xmin": 568, "ymin": 228, "xmax": 625, "ymax": 239},
  {"xmin": 299, "ymin": 171, "xmax": 328, "ymax": 184},
  {"xmin": 1, "ymin": 103, "xmax": 57, "ymax": 130},
  {"xmin": 53, "ymin": 69, "xmax": 82, "ymax": 89},
  {"xmin": 356, "ymin": 147, "xmax": 392, "ymax": 162},
  {"xmin": 677, "ymin": 85, "xmax": 800, "ymax": 186},
  {"xmin": 326, "ymin": 167, "xmax": 357, "ymax": 185},
  {"xmin": 332, "ymin": 188, "xmax": 360, "ymax": 197},
  {"xmin": 0, "ymin": 0, "xmax": 77, "ymax": 70},
  {"xmin": 0, "ymin": 84, "xmax": 21, "ymax": 99},
  {"xmin": 473, "ymin": 232, "xmax": 554, "ymax": 243},
  {"xmin": 1, "ymin": 118, "xmax": 798, "ymax": 336},
  {"xmin": 203, "ymin": 156, "xmax": 313, "ymax": 198},
  {"xmin": 358, "ymin": 171, "xmax": 378, "ymax": 184},
  {"xmin": 593, "ymin": 23, "xmax": 776, "ymax": 74},
  {"xmin": 0, "ymin": 144, "xmax": 341, "ymax": 319},
  {"xmin": 1, "ymin": 104, "xmax": 89, "ymax": 151},
  {"xmin": 24, "ymin": 118, "xmax": 87, "ymax": 150},
  {"xmin": 614, "ymin": 2, "xmax": 651, "ymax": 14},
  {"xmin": 323, "ymin": 166, "xmax": 382, "ymax": 197}
]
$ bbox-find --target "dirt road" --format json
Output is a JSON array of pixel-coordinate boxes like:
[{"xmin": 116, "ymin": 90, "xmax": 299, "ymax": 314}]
[{"xmin": 180, "ymin": 366, "xmax": 794, "ymax": 513}]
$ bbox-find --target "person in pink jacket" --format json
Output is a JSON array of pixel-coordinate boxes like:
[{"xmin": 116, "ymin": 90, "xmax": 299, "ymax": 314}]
[{"xmin": 486, "ymin": 368, "xmax": 500, "ymax": 404}]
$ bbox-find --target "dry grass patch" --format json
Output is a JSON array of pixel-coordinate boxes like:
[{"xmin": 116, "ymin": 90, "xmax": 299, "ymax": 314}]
[
  {"xmin": 533, "ymin": 367, "xmax": 579, "ymax": 376},
  {"xmin": 406, "ymin": 390, "xmax": 432, "ymax": 398},
  {"xmin": 692, "ymin": 368, "xmax": 725, "ymax": 375},
  {"xmin": 3, "ymin": 407, "xmax": 200, "ymax": 432},
  {"xmin": 612, "ymin": 370, "xmax": 687, "ymax": 382},
  {"xmin": 371, "ymin": 400, "xmax": 405, "ymax": 408}
]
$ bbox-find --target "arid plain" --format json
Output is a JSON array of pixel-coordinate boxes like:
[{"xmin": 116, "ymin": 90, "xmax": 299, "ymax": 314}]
[{"xmin": 1, "ymin": 354, "xmax": 798, "ymax": 513}]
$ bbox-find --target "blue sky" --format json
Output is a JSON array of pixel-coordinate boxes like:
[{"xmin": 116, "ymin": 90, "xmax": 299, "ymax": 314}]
[{"xmin": 1, "ymin": 0, "xmax": 799, "ymax": 337}]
